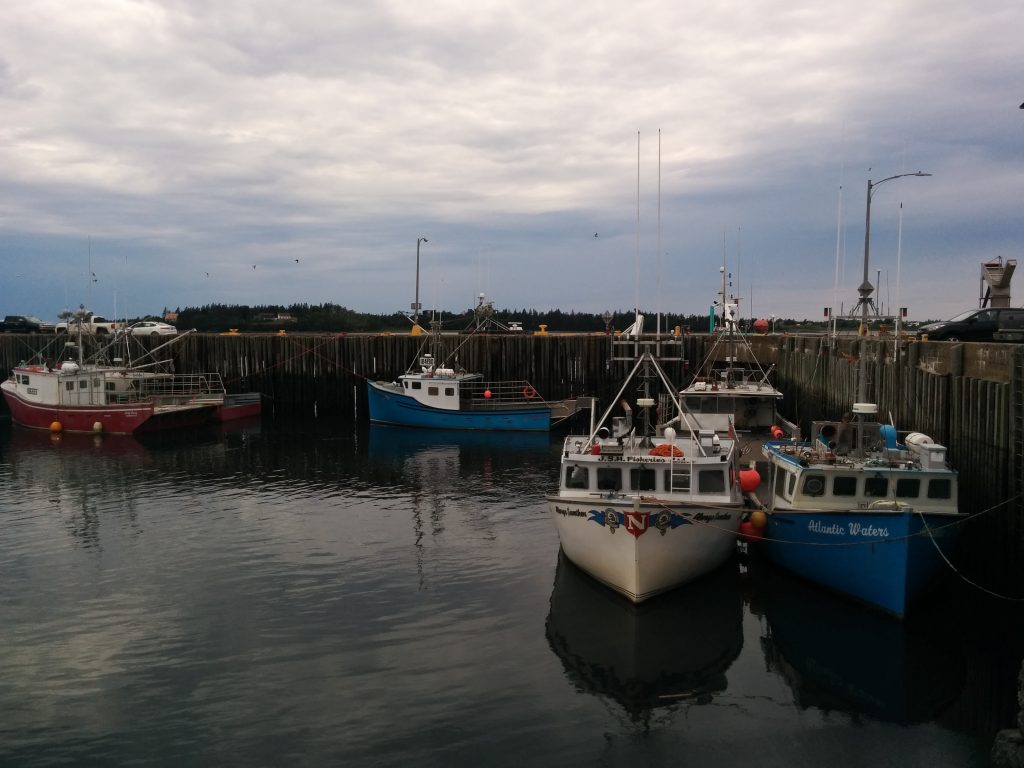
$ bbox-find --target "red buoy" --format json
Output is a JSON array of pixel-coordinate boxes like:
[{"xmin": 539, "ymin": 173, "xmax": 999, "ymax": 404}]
[
  {"xmin": 484, "ymin": 389, "xmax": 492, "ymax": 399},
  {"xmin": 738, "ymin": 521, "xmax": 762, "ymax": 542},
  {"xmin": 739, "ymin": 469, "xmax": 761, "ymax": 493}
]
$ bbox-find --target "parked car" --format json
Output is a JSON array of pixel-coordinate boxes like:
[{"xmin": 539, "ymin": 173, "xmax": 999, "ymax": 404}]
[
  {"xmin": 129, "ymin": 321, "xmax": 178, "ymax": 337},
  {"xmin": 1, "ymin": 315, "xmax": 51, "ymax": 333},
  {"xmin": 916, "ymin": 307, "xmax": 1024, "ymax": 342}
]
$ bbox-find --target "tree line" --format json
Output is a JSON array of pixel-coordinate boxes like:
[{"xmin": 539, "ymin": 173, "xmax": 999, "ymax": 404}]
[{"xmin": 172, "ymin": 303, "xmax": 831, "ymax": 334}]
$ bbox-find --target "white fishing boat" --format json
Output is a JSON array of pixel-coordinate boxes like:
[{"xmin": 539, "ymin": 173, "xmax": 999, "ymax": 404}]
[
  {"xmin": 678, "ymin": 264, "xmax": 784, "ymax": 431},
  {"xmin": 547, "ymin": 319, "xmax": 759, "ymax": 602}
]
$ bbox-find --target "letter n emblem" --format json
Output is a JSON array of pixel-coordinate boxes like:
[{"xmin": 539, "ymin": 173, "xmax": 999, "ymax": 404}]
[{"xmin": 624, "ymin": 511, "xmax": 649, "ymax": 538}]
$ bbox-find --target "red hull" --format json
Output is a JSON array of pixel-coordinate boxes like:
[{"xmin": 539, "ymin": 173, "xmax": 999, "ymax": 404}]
[
  {"xmin": 2, "ymin": 390, "xmax": 217, "ymax": 435},
  {"xmin": 2, "ymin": 389, "xmax": 155, "ymax": 434},
  {"xmin": 215, "ymin": 402, "xmax": 263, "ymax": 421},
  {"xmin": 213, "ymin": 393, "xmax": 263, "ymax": 422}
]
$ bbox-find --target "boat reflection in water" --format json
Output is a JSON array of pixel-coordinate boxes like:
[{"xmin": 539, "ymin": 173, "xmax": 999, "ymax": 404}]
[
  {"xmin": 367, "ymin": 423, "xmax": 551, "ymax": 457},
  {"xmin": 2, "ymin": 420, "xmax": 152, "ymax": 462},
  {"xmin": 545, "ymin": 551, "xmax": 744, "ymax": 721},
  {"xmin": 753, "ymin": 556, "xmax": 966, "ymax": 723},
  {"xmin": 366, "ymin": 423, "xmax": 551, "ymax": 487}
]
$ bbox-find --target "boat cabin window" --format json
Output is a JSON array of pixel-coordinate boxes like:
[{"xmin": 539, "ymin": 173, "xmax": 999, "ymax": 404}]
[
  {"xmin": 445, "ymin": 387, "xmax": 455, "ymax": 397},
  {"xmin": 79, "ymin": 380, "xmax": 88, "ymax": 389},
  {"xmin": 428, "ymin": 386, "xmax": 439, "ymax": 396},
  {"xmin": 565, "ymin": 465, "xmax": 589, "ymax": 489},
  {"xmin": 802, "ymin": 475, "xmax": 825, "ymax": 497},
  {"xmin": 833, "ymin": 476, "xmax": 857, "ymax": 496},
  {"xmin": 411, "ymin": 382, "xmax": 422, "ymax": 390},
  {"xmin": 665, "ymin": 467, "xmax": 690, "ymax": 492},
  {"xmin": 896, "ymin": 478, "xmax": 920, "ymax": 498},
  {"xmin": 19, "ymin": 374, "xmax": 29, "ymax": 384},
  {"xmin": 697, "ymin": 469, "xmax": 726, "ymax": 494},
  {"xmin": 927, "ymin": 479, "xmax": 952, "ymax": 499},
  {"xmin": 774, "ymin": 467, "xmax": 790, "ymax": 499},
  {"xmin": 864, "ymin": 476, "xmax": 889, "ymax": 497},
  {"xmin": 597, "ymin": 468, "xmax": 622, "ymax": 492},
  {"xmin": 65, "ymin": 381, "xmax": 75, "ymax": 392},
  {"xmin": 630, "ymin": 467, "xmax": 657, "ymax": 492}
]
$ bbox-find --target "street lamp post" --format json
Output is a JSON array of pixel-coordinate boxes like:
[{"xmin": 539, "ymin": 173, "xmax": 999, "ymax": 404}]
[
  {"xmin": 412, "ymin": 237, "xmax": 428, "ymax": 321},
  {"xmin": 856, "ymin": 171, "xmax": 931, "ymax": 401},
  {"xmin": 857, "ymin": 172, "xmax": 931, "ymax": 327}
]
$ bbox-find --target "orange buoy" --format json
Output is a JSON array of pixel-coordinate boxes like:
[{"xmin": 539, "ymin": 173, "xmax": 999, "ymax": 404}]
[
  {"xmin": 770, "ymin": 425, "xmax": 784, "ymax": 439},
  {"xmin": 49, "ymin": 420, "xmax": 63, "ymax": 433},
  {"xmin": 750, "ymin": 509, "xmax": 768, "ymax": 529},
  {"xmin": 739, "ymin": 469, "xmax": 761, "ymax": 493},
  {"xmin": 522, "ymin": 386, "xmax": 537, "ymax": 399}
]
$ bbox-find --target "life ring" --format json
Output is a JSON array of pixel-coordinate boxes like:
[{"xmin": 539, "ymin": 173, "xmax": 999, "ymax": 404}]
[{"xmin": 523, "ymin": 386, "xmax": 537, "ymax": 399}]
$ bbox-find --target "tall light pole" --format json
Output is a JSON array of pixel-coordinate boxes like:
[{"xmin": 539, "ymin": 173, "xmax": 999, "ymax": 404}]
[
  {"xmin": 857, "ymin": 172, "xmax": 931, "ymax": 329},
  {"xmin": 412, "ymin": 236, "xmax": 428, "ymax": 321},
  {"xmin": 855, "ymin": 171, "xmax": 930, "ymax": 404}
]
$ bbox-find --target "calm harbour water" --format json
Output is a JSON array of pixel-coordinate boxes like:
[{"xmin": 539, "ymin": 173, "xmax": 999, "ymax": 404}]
[{"xmin": 0, "ymin": 417, "xmax": 1021, "ymax": 767}]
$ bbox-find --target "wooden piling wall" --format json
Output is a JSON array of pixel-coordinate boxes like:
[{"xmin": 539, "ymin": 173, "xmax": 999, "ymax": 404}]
[{"xmin": 1, "ymin": 330, "xmax": 1021, "ymax": 582}]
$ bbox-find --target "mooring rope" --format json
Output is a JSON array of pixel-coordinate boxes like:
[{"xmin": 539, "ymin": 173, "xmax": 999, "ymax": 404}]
[{"xmin": 917, "ymin": 495, "xmax": 1024, "ymax": 602}]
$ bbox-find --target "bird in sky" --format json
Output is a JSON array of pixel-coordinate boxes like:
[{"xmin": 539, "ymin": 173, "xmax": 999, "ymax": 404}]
[{"xmin": 252, "ymin": 265, "xmax": 256, "ymax": 270}]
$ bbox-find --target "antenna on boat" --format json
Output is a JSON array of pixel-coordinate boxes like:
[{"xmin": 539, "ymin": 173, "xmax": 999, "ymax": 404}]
[
  {"xmin": 634, "ymin": 130, "xmax": 641, "ymax": 322},
  {"xmin": 895, "ymin": 201, "xmax": 904, "ymax": 340},
  {"xmin": 655, "ymin": 128, "xmax": 663, "ymax": 335}
]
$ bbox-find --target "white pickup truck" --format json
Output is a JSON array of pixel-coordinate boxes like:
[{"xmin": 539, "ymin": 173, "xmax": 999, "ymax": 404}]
[{"xmin": 54, "ymin": 313, "xmax": 118, "ymax": 335}]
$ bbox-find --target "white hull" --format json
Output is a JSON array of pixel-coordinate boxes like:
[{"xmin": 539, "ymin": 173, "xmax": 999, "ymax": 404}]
[{"xmin": 548, "ymin": 497, "xmax": 742, "ymax": 602}]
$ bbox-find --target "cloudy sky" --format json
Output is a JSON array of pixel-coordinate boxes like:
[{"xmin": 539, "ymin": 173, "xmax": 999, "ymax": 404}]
[{"xmin": 2, "ymin": 0, "xmax": 1022, "ymax": 323}]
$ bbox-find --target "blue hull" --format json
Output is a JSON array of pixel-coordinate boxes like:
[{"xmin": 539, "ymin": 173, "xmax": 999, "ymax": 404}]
[
  {"xmin": 366, "ymin": 382, "xmax": 552, "ymax": 431},
  {"xmin": 764, "ymin": 510, "xmax": 960, "ymax": 618}
]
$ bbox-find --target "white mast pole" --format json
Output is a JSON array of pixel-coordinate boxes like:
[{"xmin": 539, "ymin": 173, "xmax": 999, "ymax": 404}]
[
  {"xmin": 656, "ymin": 129, "xmax": 662, "ymax": 336},
  {"xmin": 635, "ymin": 130, "xmax": 640, "ymax": 322}
]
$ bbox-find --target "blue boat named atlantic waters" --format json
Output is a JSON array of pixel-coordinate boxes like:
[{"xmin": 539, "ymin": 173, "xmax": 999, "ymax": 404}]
[
  {"xmin": 755, "ymin": 171, "xmax": 964, "ymax": 618},
  {"xmin": 759, "ymin": 409, "xmax": 962, "ymax": 617}
]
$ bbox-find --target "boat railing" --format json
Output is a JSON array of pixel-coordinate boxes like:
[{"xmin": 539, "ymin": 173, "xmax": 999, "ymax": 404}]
[
  {"xmin": 460, "ymin": 379, "xmax": 547, "ymax": 405},
  {"xmin": 138, "ymin": 372, "xmax": 227, "ymax": 401}
]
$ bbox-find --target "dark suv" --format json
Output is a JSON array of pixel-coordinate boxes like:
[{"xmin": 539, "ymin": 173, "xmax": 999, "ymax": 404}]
[
  {"xmin": 917, "ymin": 308, "xmax": 1024, "ymax": 342},
  {"xmin": 1, "ymin": 315, "xmax": 43, "ymax": 333}
]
